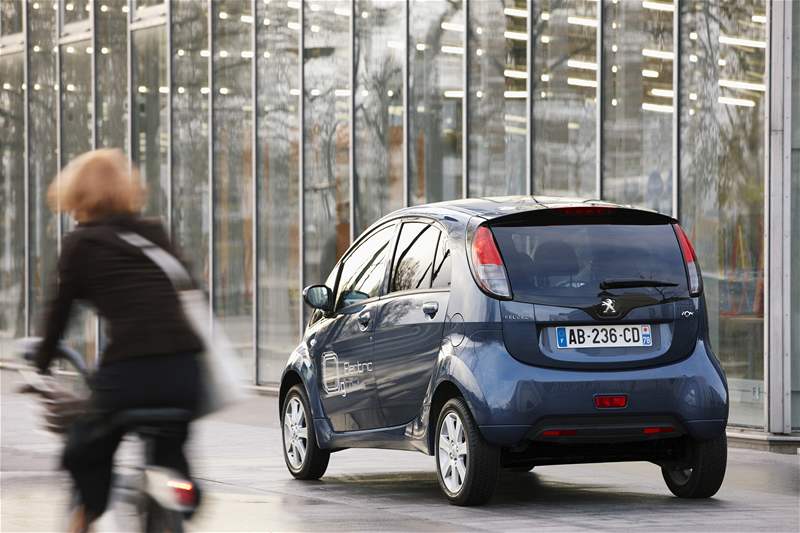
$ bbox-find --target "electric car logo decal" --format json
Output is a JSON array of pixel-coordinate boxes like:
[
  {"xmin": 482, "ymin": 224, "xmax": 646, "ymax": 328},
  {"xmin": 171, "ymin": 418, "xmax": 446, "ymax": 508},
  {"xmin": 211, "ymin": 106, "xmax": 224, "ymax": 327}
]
[
  {"xmin": 599, "ymin": 298, "xmax": 616, "ymax": 316},
  {"xmin": 322, "ymin": 352, "xmax": 373, "ymax": 398}
]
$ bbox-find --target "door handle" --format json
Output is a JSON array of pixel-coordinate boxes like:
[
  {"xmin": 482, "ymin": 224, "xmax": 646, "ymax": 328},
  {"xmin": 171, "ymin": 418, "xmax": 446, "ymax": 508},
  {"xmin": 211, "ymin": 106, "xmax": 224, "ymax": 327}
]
[
  {"xmin": 422, "ymin": 301, "xmax": 439, "ymax": 318},
  {"xmin": 357, "ymin": 310, "xmax": 371, "ymax": 329}
]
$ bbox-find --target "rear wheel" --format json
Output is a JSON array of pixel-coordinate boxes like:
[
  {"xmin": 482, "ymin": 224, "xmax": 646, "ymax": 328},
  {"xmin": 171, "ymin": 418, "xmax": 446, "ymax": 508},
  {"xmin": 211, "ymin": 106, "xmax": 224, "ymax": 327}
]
[
  {"xmin": 435, "ymin": 398, "xmax": 500, "ymax": 506},
  {"xmin": 281, "ymin": 385, "xmax": 330, "ymax": 480},
  {"xmin": 662, "ymin": 434, "xmax": 727, "ymax": 498}
]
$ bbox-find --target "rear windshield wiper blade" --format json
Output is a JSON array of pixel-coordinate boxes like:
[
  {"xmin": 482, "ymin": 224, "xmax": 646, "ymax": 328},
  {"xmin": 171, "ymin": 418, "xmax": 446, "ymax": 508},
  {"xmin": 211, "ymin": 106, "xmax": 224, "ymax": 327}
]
[{"xmin": 599, "ymin": 279, "xmax": 679, "ymax": 290}]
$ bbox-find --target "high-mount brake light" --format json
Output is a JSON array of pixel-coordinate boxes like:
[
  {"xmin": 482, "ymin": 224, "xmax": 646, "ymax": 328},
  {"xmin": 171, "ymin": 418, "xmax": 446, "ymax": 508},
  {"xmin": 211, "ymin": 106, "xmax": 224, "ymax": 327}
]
[
  {"xmin": 673, "ymin": 224, "xmax": 702, "ymax": 295},
  {"xmin": 471, "ymin": 226, "xmax": 512, "ymax": 298}
]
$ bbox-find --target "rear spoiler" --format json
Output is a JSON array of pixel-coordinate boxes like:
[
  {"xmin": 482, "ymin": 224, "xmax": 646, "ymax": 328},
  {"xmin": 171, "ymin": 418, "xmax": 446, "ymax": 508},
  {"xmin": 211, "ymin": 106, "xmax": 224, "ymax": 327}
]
[{"xmin": 486, "ymin": 205, "xmax": 677, "ymax": 227}]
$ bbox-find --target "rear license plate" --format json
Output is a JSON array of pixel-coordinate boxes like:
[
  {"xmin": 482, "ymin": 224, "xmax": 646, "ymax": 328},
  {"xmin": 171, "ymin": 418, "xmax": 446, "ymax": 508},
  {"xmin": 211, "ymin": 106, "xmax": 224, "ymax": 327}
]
[{"xmin": 555, "ymin": 325, "xmax": 652, "ymax": 349}]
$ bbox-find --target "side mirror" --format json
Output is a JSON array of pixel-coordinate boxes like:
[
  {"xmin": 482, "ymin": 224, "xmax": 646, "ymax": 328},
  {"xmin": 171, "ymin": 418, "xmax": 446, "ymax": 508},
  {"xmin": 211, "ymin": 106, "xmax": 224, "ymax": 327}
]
[{"xmin": 303, "ymin": 285, "xmax": 333, "ymax": 313}]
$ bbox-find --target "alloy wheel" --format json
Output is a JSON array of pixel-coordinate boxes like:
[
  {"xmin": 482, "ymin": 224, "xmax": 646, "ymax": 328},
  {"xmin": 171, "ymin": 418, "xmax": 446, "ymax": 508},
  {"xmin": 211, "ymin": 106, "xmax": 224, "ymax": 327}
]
[
  {"xmin": 438, "ymin": 411, "xmax": 469, "ymax": 494},
  {"xmin": 283, "ymin": 397, "xmax": 309, "ymax": 470}
]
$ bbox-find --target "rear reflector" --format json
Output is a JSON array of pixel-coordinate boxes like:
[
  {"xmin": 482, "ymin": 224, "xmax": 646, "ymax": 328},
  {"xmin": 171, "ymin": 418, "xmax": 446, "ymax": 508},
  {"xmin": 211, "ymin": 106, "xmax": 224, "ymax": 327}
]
[
  {"xmin": 594, "ymin": 395, "xmax": 628, "ymax": 409},
  {"xmin": 642, "ymin": 426, "xmax": 675, "ymax": 435},
  {"xmin": 673, "ymin": 224, "xmax": 702, "ymax": 295},
  {"xmin": 471, "ymin": 225, "xmax": 512, "ymax": 298},
  {"xmin": 542, "ymin": 429, "xmax": 577, "ymax": 437}
]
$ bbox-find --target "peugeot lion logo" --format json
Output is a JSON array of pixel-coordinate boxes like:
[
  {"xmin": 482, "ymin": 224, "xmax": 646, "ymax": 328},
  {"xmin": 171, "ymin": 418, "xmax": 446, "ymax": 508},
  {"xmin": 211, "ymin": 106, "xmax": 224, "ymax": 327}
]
[{"xmin": 600, "ymin": 298, "xmax": 616, "ymax": 316}]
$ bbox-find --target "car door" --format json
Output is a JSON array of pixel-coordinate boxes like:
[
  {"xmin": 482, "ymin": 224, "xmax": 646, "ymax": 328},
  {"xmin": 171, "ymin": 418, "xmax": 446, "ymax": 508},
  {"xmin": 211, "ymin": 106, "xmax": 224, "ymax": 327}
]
[
  {"xmin": 311, "ymin": 223, "xmax": 396, "ymax": 432},
  {"xmin": 372, "ymin": 220, "xmax": 452, "ymax": 427}
]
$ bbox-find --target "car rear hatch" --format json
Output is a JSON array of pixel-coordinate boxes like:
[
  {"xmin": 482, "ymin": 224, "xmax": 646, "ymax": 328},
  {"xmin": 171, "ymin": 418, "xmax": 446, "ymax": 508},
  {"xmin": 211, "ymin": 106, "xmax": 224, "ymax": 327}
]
[{"xmin": 469, "ymin": 206, "xmax": 702, "ymax": 371}]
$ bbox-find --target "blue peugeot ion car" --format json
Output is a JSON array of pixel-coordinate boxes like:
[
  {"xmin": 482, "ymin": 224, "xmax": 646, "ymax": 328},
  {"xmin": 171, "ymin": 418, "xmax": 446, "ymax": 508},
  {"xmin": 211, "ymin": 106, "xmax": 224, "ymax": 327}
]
[{"xmin": 279, "ymin": 197, "xmax": 728, "ymax": 506}]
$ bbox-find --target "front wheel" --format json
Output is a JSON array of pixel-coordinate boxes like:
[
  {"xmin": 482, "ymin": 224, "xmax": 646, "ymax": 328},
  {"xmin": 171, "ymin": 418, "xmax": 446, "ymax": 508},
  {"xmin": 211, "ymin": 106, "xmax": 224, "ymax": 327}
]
[
  {"xmin": 662, "ymin": 434, "xmax": 727, "ymax": 498},
  {"xmin": 435, "ymin": 398, "xmax": 500, "ymax": 506},
  {"xmin": 281, "ymin": 385, "xmax": 330, "ymax": 480}
]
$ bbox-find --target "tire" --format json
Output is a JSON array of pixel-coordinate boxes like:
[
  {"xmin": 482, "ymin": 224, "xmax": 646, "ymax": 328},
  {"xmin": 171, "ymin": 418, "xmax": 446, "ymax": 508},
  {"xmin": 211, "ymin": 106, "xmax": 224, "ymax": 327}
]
[
  {"xmin": 281, "ymin": 385, "xmax": 330, "ymax": 480},
  {"xmin": 662, "ymin": 433, "xmax": 727, "ymax": 498},
  {"xmin": 435, "ymin": 398, "xmax": 500, "ymax": 506}
]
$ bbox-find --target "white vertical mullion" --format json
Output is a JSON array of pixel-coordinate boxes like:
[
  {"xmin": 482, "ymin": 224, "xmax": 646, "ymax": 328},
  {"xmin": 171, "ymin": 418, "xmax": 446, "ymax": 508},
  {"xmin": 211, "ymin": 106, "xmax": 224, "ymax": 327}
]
[
  {"xmin": 595, "ymin": 0, "xmax": 603, "ymax": 199},
  {"xmin": 251, "ymin": 0, "xmax": 259, "ymax": 384},
  {"xmin": 526, "ymin": 0, "xmax": 532, "ymax": 196},
  {"xmin": 672, "ymin": 0, "xmax": 680, "ymax": 219},
  {"xmin": 298, "ymin": 0, "xmax": 305, "ymax": 335},
  {"xmin": 349, "ymin": 0, "xmax": 356, "ymax": 240},
  {"xmin": 461, "ymin": 0, "xmax": 468, "ymax": 198},
  {"xmin": 207, "ymin": 0, "xmax": 214, "ymax": 331},
  {"xmin": 402, "ymin": 0, "xmax": 409, "ymax": 207},
  {"xmin": 166, "ymin": 0, "xmax": 173, "ymax": 234},
  {"xmin": 91, "ymin": 0, "xmax": 100, "ymax": 363},
  {"xmin": 23, "ymin": 0, "xmax": 30, "ymax": 336}
]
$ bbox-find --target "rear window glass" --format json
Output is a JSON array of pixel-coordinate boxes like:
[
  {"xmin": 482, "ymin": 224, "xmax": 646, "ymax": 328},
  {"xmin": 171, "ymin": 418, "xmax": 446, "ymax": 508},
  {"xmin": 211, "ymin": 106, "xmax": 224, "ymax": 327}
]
[{"xmin": 491, "ymin": 224, "xmax": 688, "ymax": 304}]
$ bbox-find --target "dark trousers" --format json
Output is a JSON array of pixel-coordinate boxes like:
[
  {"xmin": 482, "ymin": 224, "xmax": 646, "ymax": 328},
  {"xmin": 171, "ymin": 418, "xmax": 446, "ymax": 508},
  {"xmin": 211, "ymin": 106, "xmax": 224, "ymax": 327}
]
[{"xmin": 62, "ymin": 352, "xmax": 201, "ymax": 518}]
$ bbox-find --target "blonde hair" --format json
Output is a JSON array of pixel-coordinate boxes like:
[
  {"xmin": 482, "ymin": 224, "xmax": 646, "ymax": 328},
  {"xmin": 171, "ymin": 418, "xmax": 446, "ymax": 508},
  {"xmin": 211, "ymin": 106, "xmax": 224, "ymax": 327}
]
[{"xmin": 48, "ymin": 149, "xmax": 146, "ymax": 221}]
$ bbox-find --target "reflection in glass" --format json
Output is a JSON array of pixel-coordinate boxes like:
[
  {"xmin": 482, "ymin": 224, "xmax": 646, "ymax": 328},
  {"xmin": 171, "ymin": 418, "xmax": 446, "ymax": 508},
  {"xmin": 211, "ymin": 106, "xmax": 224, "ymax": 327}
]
[
  {"xmin": 60, "ymin": 39, "xmax": 95, "ymax": 360},
  {"xmin": 303, "ymin": 0, "xmax": 351, "ymax": 288},
  {"xmin": 468, "ymin": 0, "xmax": 527, "ymax": 197},
  {"xmin": 0, "ymin": 0, "xmax": 23, "ymax": 35},
  {"xmin": 532, "ymin": 0, "xmax": 597, "ymax": 197},
  {"xmin": 354, "ymin": 0, "xmax": 404, "ymax": 233},
  {"xmin": 132, "ymin": 26, "xmax": 168, "ymax": 218},
  {"xmin": 213, "ymin": 0, "xmax": 254, "ymax": 362},
  {"xmin": 602, "ymin": 0, "xmax": 673, "ymax": 213},
  {"xmin": 0, "ymin": 52, "xmax": 25, "ymax": 358},
  {"xmin": 257, "ymin": 1, "xmax": 300, "ymax": 383},
  {"xmin": 63, "ymin": 0, "xmax": 91, "ymax": 26},
  {"xmin": 409, "ymin": 0, "xmax": 464, "ymax": 204},
  {"xmin": 680, "ymin": 0, "xmax": 766, "ymax": 426},
  {"xmin": 172, "ymin": 0, "xmax": 209, "ymax": 285},
  {"xmin": 27, "ymin": 3, "xmax": 59, "ymax": 334},
  {"xmin": 96, "ymin": 0, "xmax": 128, "ymax": 150}
]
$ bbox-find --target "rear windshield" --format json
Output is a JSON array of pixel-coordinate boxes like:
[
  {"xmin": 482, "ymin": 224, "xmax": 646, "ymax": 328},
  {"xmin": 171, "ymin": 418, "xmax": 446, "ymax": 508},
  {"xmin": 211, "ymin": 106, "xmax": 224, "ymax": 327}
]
[{"xmin": 491, "ymin": 223, "xmax": 688, "ymax": 305}]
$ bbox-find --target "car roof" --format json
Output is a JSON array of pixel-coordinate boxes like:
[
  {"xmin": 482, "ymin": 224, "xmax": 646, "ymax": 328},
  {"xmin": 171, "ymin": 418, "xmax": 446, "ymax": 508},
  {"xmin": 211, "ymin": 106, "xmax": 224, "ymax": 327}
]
[{"xmin": 379, "ymin": 195, "xmax": 666, "ymax": 224}]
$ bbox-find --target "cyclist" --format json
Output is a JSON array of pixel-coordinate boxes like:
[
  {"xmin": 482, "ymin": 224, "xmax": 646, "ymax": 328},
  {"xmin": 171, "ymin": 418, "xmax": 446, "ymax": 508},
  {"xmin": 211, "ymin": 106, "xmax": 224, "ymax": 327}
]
[{"xmin": 34, "ymin": 149, "xmax": 203, "ymax": 532}]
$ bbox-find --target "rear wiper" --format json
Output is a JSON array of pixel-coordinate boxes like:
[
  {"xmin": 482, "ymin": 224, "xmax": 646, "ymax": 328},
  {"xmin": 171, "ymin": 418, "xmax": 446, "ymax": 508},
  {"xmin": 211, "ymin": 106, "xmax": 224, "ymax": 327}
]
[{"xmin": 599, "ymin": 279, "xmax": 679, "ymax": 290}]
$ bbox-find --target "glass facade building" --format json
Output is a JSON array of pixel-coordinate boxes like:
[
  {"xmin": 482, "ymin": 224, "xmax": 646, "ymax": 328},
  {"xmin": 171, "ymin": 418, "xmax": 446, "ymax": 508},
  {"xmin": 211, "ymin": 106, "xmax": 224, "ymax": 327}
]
[{"xmin": 0, "ymin": 0, "xmax": 798, "ymax": 436}]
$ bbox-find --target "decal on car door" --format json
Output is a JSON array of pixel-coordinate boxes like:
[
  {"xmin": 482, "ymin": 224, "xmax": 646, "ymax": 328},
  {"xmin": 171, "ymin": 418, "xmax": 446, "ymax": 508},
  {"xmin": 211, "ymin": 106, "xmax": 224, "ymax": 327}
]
[{"xmin": 322, "ymin": 351, "xmax": 373, "ymax": 398}]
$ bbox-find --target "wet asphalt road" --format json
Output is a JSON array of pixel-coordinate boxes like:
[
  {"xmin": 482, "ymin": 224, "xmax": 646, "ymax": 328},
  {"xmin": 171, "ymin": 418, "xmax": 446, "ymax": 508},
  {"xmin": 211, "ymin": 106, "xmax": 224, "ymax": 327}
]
[{"xmin": 2, "ymin": 369, "xmax": 798, "ymax": 532}]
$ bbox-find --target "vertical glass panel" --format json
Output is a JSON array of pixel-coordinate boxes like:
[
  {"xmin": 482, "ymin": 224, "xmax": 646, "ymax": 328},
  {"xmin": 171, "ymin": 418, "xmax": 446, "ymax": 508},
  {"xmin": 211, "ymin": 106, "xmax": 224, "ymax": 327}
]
[
  {"xmin": 602, "ymin": 0, "xmax": 673, "ymax": 213},
  {"xmin": 791, "ymin": 4, "xmax": 800, "ymax": 430},
  {"xmin": 532, "ymin": 0, "xmax": 597, "ymax": 197},
  {"xmin": 354, "ymin": 0, "xmax": 404, "ymax": 233},
  {"xmin": 132, "ymin": 26, "xmax": 168, "ymax": 219},
  {"xmin": 303, "ymin": 0, "xmax": 351, "ymax": 286},
  {"xmin": 213, "ymin": 0, "xmax": 254, "ymax": 363},
  {"xmin": 28, "ymin": 1, "xmax": 59, "ymax": 335},
  {"xmin": 680, "ymin": 0, "xmax": 766, "ymax": 427},
  {"xmin": 172, "ymin": 0, "xmax": 209, "ymax": 285},
  {"xmin": 468, "ymin": 0, "xmax": 527, "ymax": 197},
  {"xmin": 136, "ymin": 0, "xmax": 164, "ymax": 8},
  {"xmin": 60, "ymin": 39, "xmax": 95, "ymax": 360},
  {"xmin": 0, "ymin": 52, "xmax": 25, "ymax": 358},
  {"xmin": 0, "ymin": 0, "xmax": 23, "ymax": 35},
  {"xmin": 63, "ymin": 0, "xmax": 92, "ymax": 25},
  {"xmin": 96, "ymin": 0, "xmax": 128, "ymax": 150},
  {"xmin": 257, "ymin": 0, "xmax": 300, "ymax": 383},
  {"xmin": 409, "ymin": 0, "xmax": 464, "ymax": 205}
]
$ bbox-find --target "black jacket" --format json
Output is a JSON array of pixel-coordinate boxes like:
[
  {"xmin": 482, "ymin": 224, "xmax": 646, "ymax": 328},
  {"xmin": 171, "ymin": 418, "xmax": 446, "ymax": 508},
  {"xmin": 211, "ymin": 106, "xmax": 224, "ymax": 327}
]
[{"xmin": 35, "ymin": 215, "xmax": 204, "ymax": 371}]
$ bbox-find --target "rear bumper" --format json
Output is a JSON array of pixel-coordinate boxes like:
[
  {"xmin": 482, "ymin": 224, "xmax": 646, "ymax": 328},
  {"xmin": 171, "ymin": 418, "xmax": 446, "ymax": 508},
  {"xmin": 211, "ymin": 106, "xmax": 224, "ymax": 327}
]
[{"xmin": 457, "ymin": 332, "xmax": 728, "ymax": 447}]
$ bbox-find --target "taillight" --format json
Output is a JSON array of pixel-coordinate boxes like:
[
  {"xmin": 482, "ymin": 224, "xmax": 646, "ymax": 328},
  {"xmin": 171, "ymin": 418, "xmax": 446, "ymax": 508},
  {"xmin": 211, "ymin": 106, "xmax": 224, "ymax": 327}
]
[
  {"xmin": 167, "ymin": 479, "xmax": 196, "ymax": 507},
  {"xmin": 673, "ymin": 224, "xmax": 702, "ymax": 295},
  {"xmin": 471, "ymin": 225, "xmax": 512, "ymax": 298},
  {"xmin": 542, "ymin": 429, "xmax": 577, "ymax": 437}
]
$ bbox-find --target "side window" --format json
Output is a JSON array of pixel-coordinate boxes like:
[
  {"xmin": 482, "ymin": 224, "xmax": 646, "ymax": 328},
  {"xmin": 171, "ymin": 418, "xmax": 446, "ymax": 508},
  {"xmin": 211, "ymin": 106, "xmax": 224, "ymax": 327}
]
[
  {"xmin": 431, "ymin": 232, "xmax": 451, "ymax": 289},
  {"xmin": 335, "ymin": 225, "xmax": 394, "ymax": 309},
  {"xmin": 392, "ymin": 222, "xmax": 441, "ymax": 293}
]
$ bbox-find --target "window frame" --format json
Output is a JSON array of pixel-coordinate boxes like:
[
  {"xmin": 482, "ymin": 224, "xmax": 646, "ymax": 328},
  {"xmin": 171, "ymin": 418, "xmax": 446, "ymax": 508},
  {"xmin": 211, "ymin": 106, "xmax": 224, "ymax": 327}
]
[
  {"xmin": 386, "ymin": 216, "xmax": 451, "ymax": 298},
  {"xmin": 330, "ymin": 220, "xmax": 400, "ymax": 313}
]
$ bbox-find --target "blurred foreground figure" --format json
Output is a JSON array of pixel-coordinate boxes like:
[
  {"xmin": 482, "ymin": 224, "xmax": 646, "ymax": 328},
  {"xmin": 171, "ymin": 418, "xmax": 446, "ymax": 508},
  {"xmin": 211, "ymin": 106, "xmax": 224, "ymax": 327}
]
[{"xmin": 35, "ymin": 149, "xmax": 204, "ymax": 532}]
